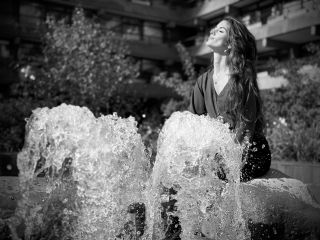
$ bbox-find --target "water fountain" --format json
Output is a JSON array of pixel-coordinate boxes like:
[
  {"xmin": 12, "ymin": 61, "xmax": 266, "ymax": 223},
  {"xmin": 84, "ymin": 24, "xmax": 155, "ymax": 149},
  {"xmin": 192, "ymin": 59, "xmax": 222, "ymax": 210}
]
[
  {"xmin": 5, "ymin": 104, "xmax": 150, "ymax": 240},
  {"xmin": 146, "ymin": 111, "xmax": 248, "ymax": 240},
  {"xmin": 147, "ymin": 111, "xmax": 320, "ymax": 240},
  {"xmin": 1, "ymin": 104, "xmax": 320, "ymax": 239}
]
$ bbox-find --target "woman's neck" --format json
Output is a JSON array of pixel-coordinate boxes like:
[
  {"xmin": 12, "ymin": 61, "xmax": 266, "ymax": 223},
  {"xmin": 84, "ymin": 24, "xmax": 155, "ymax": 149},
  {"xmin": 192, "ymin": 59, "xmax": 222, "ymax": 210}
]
[{"xmin": 213, "ymin": 53, "xmax": 230, "ymax": 76}]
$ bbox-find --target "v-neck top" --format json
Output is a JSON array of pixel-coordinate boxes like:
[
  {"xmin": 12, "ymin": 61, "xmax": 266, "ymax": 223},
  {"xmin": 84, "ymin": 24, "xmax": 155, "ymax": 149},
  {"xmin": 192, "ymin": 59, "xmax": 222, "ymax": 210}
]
[{"xmin": 189, "ymin": 69, "xmax": 262, "ymax": 143}]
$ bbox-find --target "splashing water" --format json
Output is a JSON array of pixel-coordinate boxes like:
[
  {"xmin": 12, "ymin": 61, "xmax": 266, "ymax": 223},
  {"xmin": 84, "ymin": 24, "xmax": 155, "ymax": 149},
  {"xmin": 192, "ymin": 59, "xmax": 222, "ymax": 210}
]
[
  {"xmin": 146, "ymin": 111, "xmax": 250, "ymax": 240},
  {"xmin": 8, "ymin": 104, "xmax": 150, "ymax": 240},
  {"xmin": 6, "ymin": 106, "xmax": 253, "ymax": 240}
]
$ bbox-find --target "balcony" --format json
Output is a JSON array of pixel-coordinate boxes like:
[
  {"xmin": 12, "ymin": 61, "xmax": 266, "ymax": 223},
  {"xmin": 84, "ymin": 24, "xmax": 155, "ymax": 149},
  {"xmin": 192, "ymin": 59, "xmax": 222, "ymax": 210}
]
[
  {"xmin": 44, "ymin": 0, "xmax": 182, "ymax": 24},
  {"xmin": 187, "ymin": 0, "xmax": 240, "ymax": 21},
  {"xmin": 189, "ymin": 0, "xmax": 320, "ymax": 58},
  {"xmin": 0, "ymin": 14, "xmax": 19, "ymax": 39},
  {"xmin": 0, "ymin": 14, "xmax": 179, "ymax": 62},
  {"xmin": 250, "ymin": 0, "xmax": 320, "ymax": 53},
  {"xmin": 127, "ymin": 39, "xmax": 179, "ymax": 61}
]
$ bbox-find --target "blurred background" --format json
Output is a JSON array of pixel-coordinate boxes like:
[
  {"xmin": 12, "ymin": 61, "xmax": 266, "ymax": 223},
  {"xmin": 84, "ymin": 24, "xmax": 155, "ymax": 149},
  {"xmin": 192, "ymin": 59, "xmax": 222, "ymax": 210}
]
[{"xmin": 0, "ymin": 0, "xmax": 319, "ymax": 199}]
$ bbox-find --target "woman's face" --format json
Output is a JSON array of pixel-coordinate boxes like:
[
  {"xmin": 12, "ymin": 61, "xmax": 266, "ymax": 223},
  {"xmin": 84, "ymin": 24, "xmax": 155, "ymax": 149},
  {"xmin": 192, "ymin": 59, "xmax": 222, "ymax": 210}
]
[{"xmin": 206, "ymin": 20, "xmax": 230, "ymax": 53}]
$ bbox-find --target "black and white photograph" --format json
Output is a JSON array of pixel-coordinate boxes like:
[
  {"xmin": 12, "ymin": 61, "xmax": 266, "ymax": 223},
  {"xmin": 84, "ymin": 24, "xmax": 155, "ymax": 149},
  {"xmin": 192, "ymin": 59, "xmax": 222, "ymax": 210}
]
[{"xmin": 0, "ymin": 0, "xmax": 320, "ymax": 239}]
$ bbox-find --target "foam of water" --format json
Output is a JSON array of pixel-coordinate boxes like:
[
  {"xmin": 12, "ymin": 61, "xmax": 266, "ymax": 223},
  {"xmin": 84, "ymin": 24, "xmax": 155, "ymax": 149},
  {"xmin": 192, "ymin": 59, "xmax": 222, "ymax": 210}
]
[
  {"xmin": 9, "ymin": 104, "xmax": 150, "ymax": 240},
  {"xmin": 7, "ymin": 106, "xmax": 252, "ymax": 240},
  {"xmin": 146, "ymin": 111, "xmax": 250, "ymax": 240}
]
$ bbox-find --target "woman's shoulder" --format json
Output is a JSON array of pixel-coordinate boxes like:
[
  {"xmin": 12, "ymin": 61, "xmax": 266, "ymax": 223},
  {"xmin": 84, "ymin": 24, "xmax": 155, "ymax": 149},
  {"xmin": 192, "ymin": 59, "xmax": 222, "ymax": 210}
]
[{"xmin": 196, "ymin": 69, "xmax": 212, "ymax": 86}]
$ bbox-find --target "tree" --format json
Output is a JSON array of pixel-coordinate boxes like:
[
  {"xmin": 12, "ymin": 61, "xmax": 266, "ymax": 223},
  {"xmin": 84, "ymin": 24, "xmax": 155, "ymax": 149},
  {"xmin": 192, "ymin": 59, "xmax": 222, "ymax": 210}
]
[
  {"xmin": 0, "ymin": 8, "xmax": 141, "ymax": 152},
  {"xmin": 152, "ymin": 42, "xmax": 199, "ymax": 117},
  {"xmin": 12, "ymin": 8, "xmax": 139, "ymax": 114},
  {"xmin": 262, "ymin": 43, "xmax": 320, "ymax": 162}
]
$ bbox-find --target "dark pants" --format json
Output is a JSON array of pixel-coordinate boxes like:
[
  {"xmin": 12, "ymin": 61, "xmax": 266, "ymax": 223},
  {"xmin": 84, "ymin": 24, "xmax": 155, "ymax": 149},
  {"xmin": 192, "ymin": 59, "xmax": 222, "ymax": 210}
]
[
  {"xmin": 164, "ymin": 135, "xmax": 272, "ymax": 239},
  {"xmin": 241, "ymin": 133, "xmax": 271, "ymax": 182},
  {"xmin": 217, "ymin": 133, "xmax": 271, "ymax": 182},
  {"xmin": 128, "ymin": 135, "xmax": 271, "ymax": 239}
]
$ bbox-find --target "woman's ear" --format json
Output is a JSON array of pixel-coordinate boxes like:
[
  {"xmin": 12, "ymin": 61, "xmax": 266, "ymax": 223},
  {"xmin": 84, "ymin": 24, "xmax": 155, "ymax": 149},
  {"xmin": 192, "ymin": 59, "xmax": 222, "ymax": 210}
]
[{"xmin": 224, "ymin": 45, "xmax": 231, "ymax": 54}]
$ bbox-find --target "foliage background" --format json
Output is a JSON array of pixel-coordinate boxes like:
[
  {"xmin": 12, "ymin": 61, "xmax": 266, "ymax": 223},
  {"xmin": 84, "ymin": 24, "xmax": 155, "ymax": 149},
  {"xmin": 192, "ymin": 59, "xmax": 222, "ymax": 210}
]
[
  {"xmin": 0, "ymin": 8, "xmax": 154, "ymax": 152},
  {"xmin": 261, "ymin": 44, "xmax": 320, "ymax": 162},
  {"xmin": 16, "ymin": 8, "xmax": 140, "ymax": 114},
  {"xmin": 1, "ymin": 7, "xmax": 319, "ymax": 163}
]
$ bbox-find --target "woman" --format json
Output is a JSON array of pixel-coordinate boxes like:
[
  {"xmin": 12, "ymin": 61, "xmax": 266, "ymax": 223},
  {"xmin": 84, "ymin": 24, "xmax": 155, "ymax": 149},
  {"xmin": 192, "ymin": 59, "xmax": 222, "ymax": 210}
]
[{"xmin": 189, "ymin": 16, "xmax": 271, "ymax": 182}]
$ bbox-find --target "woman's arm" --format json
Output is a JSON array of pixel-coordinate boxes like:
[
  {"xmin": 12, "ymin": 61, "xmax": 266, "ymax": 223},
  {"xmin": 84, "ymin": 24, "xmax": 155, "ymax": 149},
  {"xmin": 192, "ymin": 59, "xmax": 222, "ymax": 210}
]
[{"xmin": 189, "ymin": 75, "xmax": 206, "ymax": 115}]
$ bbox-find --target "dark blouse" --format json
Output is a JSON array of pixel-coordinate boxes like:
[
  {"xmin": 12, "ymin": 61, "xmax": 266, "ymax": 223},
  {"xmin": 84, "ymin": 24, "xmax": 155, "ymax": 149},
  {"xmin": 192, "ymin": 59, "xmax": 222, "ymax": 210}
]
[{"xmin": 189, "ymin": 69, "xmax": 262, "ymax": 144}]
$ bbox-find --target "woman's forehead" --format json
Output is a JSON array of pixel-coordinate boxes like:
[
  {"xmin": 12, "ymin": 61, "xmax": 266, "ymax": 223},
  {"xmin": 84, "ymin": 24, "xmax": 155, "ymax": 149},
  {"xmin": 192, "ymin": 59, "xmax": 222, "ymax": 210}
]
[{"xmin": 215, "ymin": 20, "xmax": 230, "ymax": 30}]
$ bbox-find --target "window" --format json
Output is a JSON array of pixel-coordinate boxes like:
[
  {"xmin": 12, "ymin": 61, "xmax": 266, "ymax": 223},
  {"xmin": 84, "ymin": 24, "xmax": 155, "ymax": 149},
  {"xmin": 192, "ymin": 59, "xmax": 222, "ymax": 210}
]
[
  {"xmin": 143, "ymin": 21, "xmax": 163, "ymax": 43},
  {"xmin": 20, "ymin": 2, "xmax": 42, "ymax": 26},
  {"xmin": 104, "ymin": 15, "xmax": 122, "ymax": 32},
  {"xmin": 0, "ymin": 40, "xmax": 10, "ymax": 58},
  {"xmin": 141, "ymin": 59, "xmax": 161, "ymax": 72},
  {"xmin": 44, "ymin": 4, "xmax": 72, "ymax": 23},
  {"xmin": 18, "ymin": 43, "xmax": 42, "ymax": 62},
  {"xmin": 123, "ymin": 18, "xmax": 142, "ymax": 40},
  {"xmin": 98, "ymin": 13, "xmax": 143, "ymax": 40},
  {"xmin": 131, "ymin": 0, "xmax": 151, "ymax": 6}
]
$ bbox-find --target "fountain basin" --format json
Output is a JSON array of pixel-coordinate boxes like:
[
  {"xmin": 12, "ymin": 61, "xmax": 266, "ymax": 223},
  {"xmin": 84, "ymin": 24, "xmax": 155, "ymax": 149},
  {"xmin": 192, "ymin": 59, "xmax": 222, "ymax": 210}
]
[
  {"xmin": 1, "ymin": 107, "xmax": 319, "ymax": 240},
  {"xmin": 1, "ymin": 170, "xmax": 320, "ymax": 240}
]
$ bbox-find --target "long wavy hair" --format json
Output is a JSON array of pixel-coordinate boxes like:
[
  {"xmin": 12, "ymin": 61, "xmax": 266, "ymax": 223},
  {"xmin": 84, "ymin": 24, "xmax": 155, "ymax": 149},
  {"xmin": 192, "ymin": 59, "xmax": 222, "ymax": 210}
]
[{"xmin": 218, "ymin": 16, "xmax": 264, "ymax": 131}]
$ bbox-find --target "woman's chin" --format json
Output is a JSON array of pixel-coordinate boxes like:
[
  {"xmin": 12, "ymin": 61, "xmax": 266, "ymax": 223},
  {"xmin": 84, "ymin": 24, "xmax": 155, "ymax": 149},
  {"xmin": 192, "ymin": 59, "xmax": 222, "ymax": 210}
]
[
  {"xmin": 205, "ymin": 43, "xmax": 226, "ymax": 54},
  {"xmin": 205, "ymin": 42, "xmax": 216, "ymax": 51}
]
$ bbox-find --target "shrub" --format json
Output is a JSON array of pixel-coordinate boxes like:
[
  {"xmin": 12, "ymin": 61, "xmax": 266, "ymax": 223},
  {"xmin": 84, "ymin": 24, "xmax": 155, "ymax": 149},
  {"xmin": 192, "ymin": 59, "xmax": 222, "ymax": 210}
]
[
  {"xmin": 152, "ymin": 42, "xmax": 198, "ymax": 117},
  {"xmin": 12, "ymin": 8, "xmax": 139, "ymax": 115},
  {"xmin": 262, "ymin": 43, "xmax": 320, "ymax": 162},
  {"xmin": 0, "ymin": 8, "xmax": 142, "ymax": 152}
]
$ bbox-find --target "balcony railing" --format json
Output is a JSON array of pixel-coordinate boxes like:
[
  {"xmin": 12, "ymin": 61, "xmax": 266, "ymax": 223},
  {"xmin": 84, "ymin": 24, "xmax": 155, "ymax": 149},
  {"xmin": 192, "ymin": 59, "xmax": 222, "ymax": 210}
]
[
  {"xmin": 19, "ymin": 15, "xmax": 44, "ymax": 41},
  {"xmin": 143, "ymin": 35, "xmax": 163, "ymax": 44},
  {"xmin": 0, "ymin": 13, "xmax": 20, "ymax": 38},
  {"xmin": 116, "ymin": 31, "xmax": 164, "ymax": 44},
  {"xmin": 186, "ymin": 0, "xmax": 319, "ymax": 49},
  {"xmin": 243, "ymin": 0, "xmax": 319, "ymax": 28},
  {"xmin": 15, "ymin": 12, "xmax": 167, "ymax": 45}
]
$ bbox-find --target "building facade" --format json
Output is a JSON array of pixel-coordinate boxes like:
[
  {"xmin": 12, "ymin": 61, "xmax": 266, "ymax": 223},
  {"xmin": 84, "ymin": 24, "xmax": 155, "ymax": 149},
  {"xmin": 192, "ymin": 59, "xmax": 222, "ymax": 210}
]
[{"xmin": 0, "ymin": 0, "xmax": 319, "ymax": 96}]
